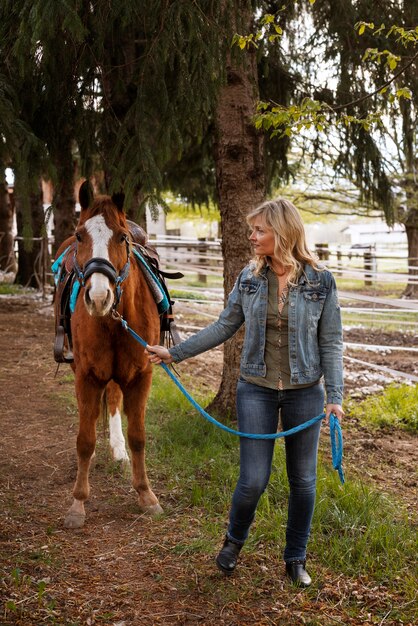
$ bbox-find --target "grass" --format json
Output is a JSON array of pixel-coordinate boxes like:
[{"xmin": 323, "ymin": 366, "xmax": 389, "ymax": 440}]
[
  {"xmin": 145, "ymin": 368, "xmax": 418, "ymax": 616},
  {"xmin": 349, "ymin": 383, "xmax": 418, "ymax": 433},
  {"xmin": 335, "ymin": 277, "xmax": 406, "ymax": 296},
  {"xmin": 312, "ymin": 473, "xmax": 415, "ymax": 580},
  {"xmin": 0, "ymin": 284, "xmax": 29, "ymax": 295},
  {"xmin": 4, "ymin": 566, "xmax": 60, "ymax": 623},
  {"xmin": 166, "ymin": 274, "xmax": 223, "ymax": 290},
  {"xmin": 169, "ymin": 288, "xmax": 213, "ymax": 300},
  {"xmin": 341, "ymin": 310, "xmax": 417, "ymax": 332},
  {"xmin": 167, "ymin": 274, "xmax": 407, "ymax": 296},
  {"xmin": 4, "ymin": 368, "xmax": 416, "ymax": 624}
]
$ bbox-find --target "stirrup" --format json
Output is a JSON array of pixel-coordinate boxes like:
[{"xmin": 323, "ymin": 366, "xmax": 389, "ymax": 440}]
[{"xmin": 54, "ymin": 325, "xmax": 74, "ymax": 363}]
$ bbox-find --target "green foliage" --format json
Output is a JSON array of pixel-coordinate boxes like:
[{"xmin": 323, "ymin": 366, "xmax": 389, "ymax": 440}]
[
  {"xmin": 350, "ymin": 383, "xmax": 418, "ymax": 432},
  {"xmin": 163, "ymin": 192, "xmax": 220, "ymax": 220},
  {"xmin": 251, "ymin": 2, "xmax": 418, "ymax": 225},
  {"xmin": 254, "ymin": 98, "xmax": 386, "ymax": 139},
  {"xmin": 88, "ymin": 0, "xmax": 227, "ymax": 203},
  {"xmin": 0, "ymin": 284, "xmax": 27, "ymax": 295},
  {"xmin": 1, "ymin": 1, "xmax": 228, "ymax": 209},
  {"xmin": 313, "ymin": 472, "xmax": 417, "ymax": 581},
  {"xmin": 355, "ymin": 21, "xmax": 375, "ymax": 36},
  {"xmin": 254, "ymin": 14, "xmax": 417, "ymax": 138},
  {"xmin": 169, "ymin": 289, "xmax": 211, "ymax": 301},
  {"xmin": 356, "ymin": 22, "xmax": 418, "ymax": 48},
  {"xmin": 2, "ymin": 0, "xmax": 417, "ymax": 234},
  {"xmin": 255, "ymin": 98, "xmax": 328, "ymax": 137},
  {"xmin": 232, "ymin": 12, "xmax": 284, "ymax": 50},
  {"xmin": 362, "ymin": 47, "xmax": 401, "ymax": 71},
  {"xmin": 3, "ymin": 568, "xmax": 58, "ymax": 622}
]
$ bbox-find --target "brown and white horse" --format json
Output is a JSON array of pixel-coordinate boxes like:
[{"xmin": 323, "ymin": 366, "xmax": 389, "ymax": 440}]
[{"xmin": 56, "ymin": 181, "xmax": 162, "ymax": 528}]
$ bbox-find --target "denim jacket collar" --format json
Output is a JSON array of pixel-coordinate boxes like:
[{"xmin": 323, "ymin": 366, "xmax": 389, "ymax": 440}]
[{"xmin": 255, "ymin": 261, "xmax": 323, "ymax": 285}]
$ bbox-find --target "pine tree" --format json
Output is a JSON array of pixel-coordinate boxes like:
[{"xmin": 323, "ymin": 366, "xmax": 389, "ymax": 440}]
[
  {"xmin": 0, "ymin": 0, "xmax": 291, "ymax": 412},
  {"xmin": 207, "ymin": 1, "xmax": 266, "ymax": 414},
  {"xmin": 288, "ymin": 0, "xmax": 418, "ymax": 295},
  {"xmin": 10, "ymin": 0, "xmax": 96, "ymax": 249},
  {"xmin": 0, "ymin": 1, "xmax": 51, "ymax": 286}
]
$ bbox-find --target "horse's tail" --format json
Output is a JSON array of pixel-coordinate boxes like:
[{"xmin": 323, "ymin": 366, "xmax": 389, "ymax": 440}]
[
  {"xmin": 102, "ymin": 381, "xmax": 124, "ymax": 437},
  {"xmin": 101, "ymin": 387, "xmax": 109, "ymax": 435}
]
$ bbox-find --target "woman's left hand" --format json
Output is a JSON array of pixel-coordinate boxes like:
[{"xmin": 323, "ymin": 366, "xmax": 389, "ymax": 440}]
[{"xmin": 325, "ymin": 403, "xmax": 345, "ymax": 422}]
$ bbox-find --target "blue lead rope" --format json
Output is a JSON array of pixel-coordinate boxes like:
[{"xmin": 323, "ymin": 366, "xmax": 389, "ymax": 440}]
[{"xmin": 115, "ymin": 314, "xmax": 345, "ymax": 485}]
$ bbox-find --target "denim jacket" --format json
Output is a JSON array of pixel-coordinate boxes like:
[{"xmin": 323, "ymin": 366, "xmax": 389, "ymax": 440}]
[{"xmin": 169, "ymin": 263, "xmax": 344, "ymax": 404}]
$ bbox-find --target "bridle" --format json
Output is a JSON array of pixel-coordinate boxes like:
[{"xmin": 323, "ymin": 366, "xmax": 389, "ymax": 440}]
[{"xmin": 73, "ymin": 235, "xmax": 131, "ymax": 310}]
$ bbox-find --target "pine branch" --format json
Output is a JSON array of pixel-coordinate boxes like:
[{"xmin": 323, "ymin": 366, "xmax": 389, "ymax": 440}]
[{"xmin": 332, "ymin": 49, "xmax": 418, "ymax": 112}]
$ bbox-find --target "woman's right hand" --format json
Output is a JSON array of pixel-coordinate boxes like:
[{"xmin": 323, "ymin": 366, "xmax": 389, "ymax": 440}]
[{"xmin": 145, "ymin": 344, "xmax": 174, "ymax": 365}]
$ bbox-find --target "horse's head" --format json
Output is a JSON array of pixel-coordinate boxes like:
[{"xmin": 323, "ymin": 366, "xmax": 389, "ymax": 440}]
[{"xmin": 74, "ymin": 181, "xmax": 131, "ymax": 317}]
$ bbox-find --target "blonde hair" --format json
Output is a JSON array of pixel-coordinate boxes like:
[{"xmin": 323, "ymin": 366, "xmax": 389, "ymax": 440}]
[{"xmin": 246, "ymin": 198, "xmax": 322, "ymax": 282}]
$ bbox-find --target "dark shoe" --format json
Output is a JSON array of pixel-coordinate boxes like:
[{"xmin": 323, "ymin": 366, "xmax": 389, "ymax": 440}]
[
  {"xmin": 215, "ymin": 535, "xmax": 243, "ymax": 575},
  {"xmin": 285, "ymin": 560, "xmax": 312, "ymax": 587}
]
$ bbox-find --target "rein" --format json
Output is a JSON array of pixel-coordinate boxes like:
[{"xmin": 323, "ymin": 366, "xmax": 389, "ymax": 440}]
[{"xmin": 111, "ymin": 310, "xmax": 345, "ymax": 484}]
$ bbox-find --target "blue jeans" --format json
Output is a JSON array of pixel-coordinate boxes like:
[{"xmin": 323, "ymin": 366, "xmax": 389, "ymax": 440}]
[{"xmin": 227, "ymin": 379, "xmax": 324, "ymax": 562}]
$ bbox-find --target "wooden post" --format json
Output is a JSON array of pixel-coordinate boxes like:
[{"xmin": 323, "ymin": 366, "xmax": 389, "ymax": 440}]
[
  {"xmin": 315, "ymin": 242, "xmax": 329, "ymax": 261},
  {"xmin": 167, "ymin": 228, "xmax": 180, "ymax": 264},
  {"xmin": 336, "ymin": 246, "xmax": 342, "ymax": 271},
  {"xmin": 363, "ymin": 246, "xmax": 375, "ymax": 286},
  {"xmin": 197, "ymin": 237, "xmax": 207, "ymax": 284}
]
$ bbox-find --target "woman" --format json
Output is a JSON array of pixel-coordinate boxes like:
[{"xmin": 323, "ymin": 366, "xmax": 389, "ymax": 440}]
[{"xmin": 145, "ymin": 198, "xmax": 344, "ymax": 587}]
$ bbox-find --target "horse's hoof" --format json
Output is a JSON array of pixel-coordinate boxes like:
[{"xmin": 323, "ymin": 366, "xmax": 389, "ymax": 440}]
[
  {"xmin": 64, "ymin": 511, "xmax": 86, "ymax": 529},
  {"xmin": 142, "ymin": 503, "xmax": 164, "ymax": 516}
]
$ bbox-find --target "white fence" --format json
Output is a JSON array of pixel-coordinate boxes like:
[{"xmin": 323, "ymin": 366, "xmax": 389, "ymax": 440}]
[
  {"xmin": 152, "ymin": 236, "xmax": 418, "ymax": 287},
  {"xmin": 155, "ymin": 237, "xmax": 417, "ymax": 386}
]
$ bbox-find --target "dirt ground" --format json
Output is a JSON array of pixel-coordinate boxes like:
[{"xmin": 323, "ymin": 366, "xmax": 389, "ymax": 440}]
[{"xmin": 0, "ymin": 294, "xmax": 417, "ymax": 625}]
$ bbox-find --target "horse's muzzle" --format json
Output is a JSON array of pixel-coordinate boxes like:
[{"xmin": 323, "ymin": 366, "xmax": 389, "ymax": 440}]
[
  {"xmin": 84, "ymin": 279, "xmax": 114, "ymax": 317},
  {"xmin": 77, "ymin": 255, "xmax": 129, "ymax": 316},
  {"xmin": 82, "ymin": 258, "xmax": 116, "ymax": 317}
]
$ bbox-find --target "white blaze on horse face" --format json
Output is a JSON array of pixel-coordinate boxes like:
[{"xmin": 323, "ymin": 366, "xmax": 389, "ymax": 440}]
[{"xmin": 84, "ymin": 215, "xmax": 114, "ymax": 315}]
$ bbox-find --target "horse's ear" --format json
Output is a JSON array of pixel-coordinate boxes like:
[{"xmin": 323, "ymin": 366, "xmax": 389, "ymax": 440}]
[
  {"xmin": 111, "ymin": 192, "xmax": 125, "ymax": 213},
  {"xmin": 79, "ymin": 180, "xmax": 93, "ymax": 210}
]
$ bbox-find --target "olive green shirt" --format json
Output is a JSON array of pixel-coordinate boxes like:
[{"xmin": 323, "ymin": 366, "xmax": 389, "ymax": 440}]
[{"xmin": 243, "ymin": 267, "xmax": 315, "ymax": 390}]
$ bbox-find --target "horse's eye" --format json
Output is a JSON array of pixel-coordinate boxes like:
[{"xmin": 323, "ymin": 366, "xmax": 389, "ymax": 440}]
[
  {"xmin": 120, "ymin": 234, "xmax": 127, "ymax": 244},
  {"xmin": 75, "ymin": 232, "xmax": 82, "ymax": 242}
]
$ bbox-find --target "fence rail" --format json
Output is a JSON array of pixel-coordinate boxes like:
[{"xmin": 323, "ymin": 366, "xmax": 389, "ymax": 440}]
[
  {"xmin": 6, "ymin": 234, "xmax": 418, "ymax": 299},
  {"xmin": 153, "ymin": 236, "xmax": 418, "ymax": 288},
  {"xmin": 3, "ymin": 234, "xmax": 416, "ymax": 386}
]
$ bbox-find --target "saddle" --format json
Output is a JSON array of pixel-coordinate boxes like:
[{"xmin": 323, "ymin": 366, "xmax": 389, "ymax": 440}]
[{"xmin": 53, "ymin": 221, "xmax": 183, "ymax": 364}]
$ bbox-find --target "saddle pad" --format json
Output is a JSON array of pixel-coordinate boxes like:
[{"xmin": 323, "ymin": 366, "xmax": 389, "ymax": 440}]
[
  {"xmin": 51, "ymin": 246, "xmax": 71, "ymax": 285},
  {"xmin": 132, "ymin": 248, "xmax": 170, "ymax": 314}
]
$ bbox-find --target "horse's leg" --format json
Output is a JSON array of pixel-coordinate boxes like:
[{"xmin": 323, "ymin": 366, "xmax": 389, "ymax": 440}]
[
  {"xmin": 64, "ymin": 377, "xmax": 103, "ymax": 529},
  {"xmin": 106, "ymin": 380, "xmax": 129, "ymax": 463},
  {"xmin": 123, "ymin": 372, "xmax": 163, "ymax": 516}
]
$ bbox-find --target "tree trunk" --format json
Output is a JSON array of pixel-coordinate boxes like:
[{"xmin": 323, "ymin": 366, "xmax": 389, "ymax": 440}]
[
  {"xmin": 52, "ymin": 145, "xmax": 77, "ymax": 252},
  {"xmin": 14, "ymin": 180, "xmax": 45, "ymax": 288},
  {"xmin": 0, "ymin": 173, "xmax": 17, "ymax": 273},
  {"xmin": 100, "ymin": 28, "xmax": 148, "ymax": 232},
  {"xmin": 125, "ymin": 189, "xmax": 147, "ymax": 231},
  {"xmin": 403, "ymin": 207, "xmax": 418, "ymax": 298},
  {"xmin": 208, "ymin": 22, "xmax": 265, "ymax": 416}
]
